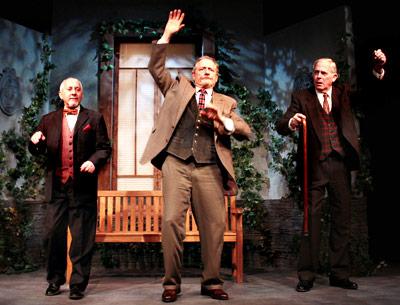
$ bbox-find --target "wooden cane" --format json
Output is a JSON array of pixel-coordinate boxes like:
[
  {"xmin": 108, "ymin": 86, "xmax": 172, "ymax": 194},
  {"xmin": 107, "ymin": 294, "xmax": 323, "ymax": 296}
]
[
  {"xmin": 302, "ymin": 118, "xmax": 309, "ymax": 236},
  {"xmin": 66, "ymin": 226, "xmax": 72, "ymax": 283}
]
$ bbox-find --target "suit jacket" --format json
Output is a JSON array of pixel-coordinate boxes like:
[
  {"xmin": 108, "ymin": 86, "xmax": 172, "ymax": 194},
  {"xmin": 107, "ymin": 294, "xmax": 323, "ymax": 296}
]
[
  {"xmin": 276, "ymin": 84, "xmax": 360, "ymax": 175},
  {"xmin": 29, "ymin": 106, "xmax": 111, "ymax": 205},
  {"xmin": 140, "ymin": 43, "xmax": 253, "ymax": 195}
]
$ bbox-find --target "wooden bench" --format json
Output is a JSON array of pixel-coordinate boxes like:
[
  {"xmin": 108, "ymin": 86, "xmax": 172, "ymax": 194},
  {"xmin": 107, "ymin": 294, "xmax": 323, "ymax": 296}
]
[{"xmin": 67, "ymin": 190, "xmax": 243, "ymax": 283}]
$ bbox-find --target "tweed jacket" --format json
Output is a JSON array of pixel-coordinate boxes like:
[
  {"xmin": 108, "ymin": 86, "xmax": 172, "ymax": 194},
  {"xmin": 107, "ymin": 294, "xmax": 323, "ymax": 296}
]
[{"xmin": 140, "ymin": 43, "xmax": 253, "ymax": 195}]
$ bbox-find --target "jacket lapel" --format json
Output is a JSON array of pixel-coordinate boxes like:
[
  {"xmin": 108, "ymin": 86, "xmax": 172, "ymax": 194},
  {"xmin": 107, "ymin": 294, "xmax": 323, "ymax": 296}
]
[
  {"xmin": 74, "ymin": 106, "xmax": 90, "ymax": 136},
  {"xmin": 211, "ymin": 93, "xmax": 226, "ymax": 112},
  {"xmin": 175, "ymin": 77, "xmax": 196, "ymax": 123},
  {"xmin": 47, "ymin": 109, "xmax": 63, "ymax": 148},
  {"xmin": 331, "ymin": 86, "xmax": 343, "ymax": 128},
  {"xmin": 305, "ymin": 88, "xmax": 324, "ymax": 143}
]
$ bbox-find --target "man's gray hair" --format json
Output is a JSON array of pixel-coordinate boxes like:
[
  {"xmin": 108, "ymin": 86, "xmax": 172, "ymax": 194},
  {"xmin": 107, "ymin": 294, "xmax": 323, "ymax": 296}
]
[
  {"xmin": 192, "ymin": 56, "xmax": 219, "ymax": 73},
  {"xmin": 313, "ymin": 58, "xmax": 337, "ymax": 74},
  {"xmin": 59, "ymin": 77, "xmax": 83, "ymax": 91}
]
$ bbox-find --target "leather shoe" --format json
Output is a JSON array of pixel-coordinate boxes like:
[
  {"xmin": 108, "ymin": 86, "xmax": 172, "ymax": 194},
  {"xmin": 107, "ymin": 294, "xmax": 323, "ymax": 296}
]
[
  {"xmin": 329, "ymin": 278, "xmax": 358, "ymax": 290},
  {"xmin": 201, "ymin": 287, "xmax": 229, "ymax": 300},
  {"xmin": 69, "ymin": 287, "xmax": 85, "ymax": 300},
  {"xmin": 45, "ymin": 283, "xmax": 61, "ymax": 296},
  {"xmin": 162, "ymin": 288, "xmax": 180, "ymax": 303},
  {"xmin": 296, "ymin": 279, "xmax": 314, "ymax": 292}
]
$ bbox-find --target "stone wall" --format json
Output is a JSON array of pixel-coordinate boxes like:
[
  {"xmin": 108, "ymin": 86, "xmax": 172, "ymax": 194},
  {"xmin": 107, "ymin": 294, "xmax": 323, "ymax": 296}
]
[{"xmin": 24, "ymin": 196, "xmax": 369, "ymax": 275}]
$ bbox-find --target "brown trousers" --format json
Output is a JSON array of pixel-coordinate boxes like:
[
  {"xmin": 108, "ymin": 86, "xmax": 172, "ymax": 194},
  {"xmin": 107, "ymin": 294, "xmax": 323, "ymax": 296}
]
[{"xmin": 161, "ymin": 155, "xmax": 226, "ymax": 289}]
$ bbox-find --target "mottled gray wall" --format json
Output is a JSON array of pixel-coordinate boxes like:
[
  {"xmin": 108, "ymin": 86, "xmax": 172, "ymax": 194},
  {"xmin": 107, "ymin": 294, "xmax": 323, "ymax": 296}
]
[{"xmin": 0, "ymin": 18, "xmax": 44, "ymax": 133}]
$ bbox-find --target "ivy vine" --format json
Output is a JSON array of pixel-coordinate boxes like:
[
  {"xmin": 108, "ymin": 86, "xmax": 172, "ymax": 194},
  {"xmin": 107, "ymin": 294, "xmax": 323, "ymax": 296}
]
[{"xmin": 0, "ymin": 35, "xmax": 55, "ymax": 273}]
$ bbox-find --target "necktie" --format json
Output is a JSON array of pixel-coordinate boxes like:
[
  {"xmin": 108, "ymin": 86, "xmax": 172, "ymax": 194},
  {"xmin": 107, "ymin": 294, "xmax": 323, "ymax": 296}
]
[
  {"xmin": 322, "ymin": 93, "xmax": 330, "ymax": 114},
  {"xmin": 64, "ymin": 108, "xmax": 78, "ymax": 115},
  {"xmin": 198, "ymin": 89, "xmax": 206, "ymax": 110}
]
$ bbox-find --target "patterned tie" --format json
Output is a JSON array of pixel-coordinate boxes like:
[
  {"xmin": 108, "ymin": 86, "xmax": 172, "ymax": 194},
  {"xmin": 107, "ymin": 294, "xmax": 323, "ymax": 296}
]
[
  {"xmin": 63, "ymin": 108, "xmax": 78, "ymax": 115},
  {"xmin": 322, "ymin": 93, "xmax": 330, "ymax": 114},
  {"xmin": 198, "ymin": 88, "xmax": 206, "ymax": 110}
]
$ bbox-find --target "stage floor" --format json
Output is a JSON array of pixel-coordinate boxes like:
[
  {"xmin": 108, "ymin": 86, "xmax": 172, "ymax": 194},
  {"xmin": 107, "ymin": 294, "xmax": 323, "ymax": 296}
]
[{"xmin": 1, "ymin": 265, "xmax": 399, "ymax": 305}]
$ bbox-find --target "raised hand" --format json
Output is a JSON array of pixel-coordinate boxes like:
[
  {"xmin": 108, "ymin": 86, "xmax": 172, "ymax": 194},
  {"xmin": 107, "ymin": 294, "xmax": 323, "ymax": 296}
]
[
  {"xmin": 373, "ymin": 49, "xmax": 386, "ymax": 74},
  {"xmin": 159, "ymin": 9, "xmax": 185, "ymax": 43}
]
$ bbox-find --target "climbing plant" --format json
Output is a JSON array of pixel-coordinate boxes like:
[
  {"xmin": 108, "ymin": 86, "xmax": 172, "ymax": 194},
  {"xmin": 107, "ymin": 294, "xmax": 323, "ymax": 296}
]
[{"xmin": 0, "ymin": 35, "xmax": 55, "ymax": 273}]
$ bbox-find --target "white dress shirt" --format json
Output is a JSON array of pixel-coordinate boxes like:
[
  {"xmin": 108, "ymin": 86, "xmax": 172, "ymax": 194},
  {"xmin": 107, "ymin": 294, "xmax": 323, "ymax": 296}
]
[{"xmin": 65, "ymin": 106, "xmax": 80, "ymax": 131}]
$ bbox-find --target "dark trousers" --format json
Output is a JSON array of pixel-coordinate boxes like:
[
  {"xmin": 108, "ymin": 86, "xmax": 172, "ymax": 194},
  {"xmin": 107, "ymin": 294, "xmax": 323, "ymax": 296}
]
[
  {"xmin": 298, "ymin": 153, "xmax": 352, "ymax": 281},
  {"xmin": 44, "ymin": 179, "xmax": 97, "ymax": 290}
]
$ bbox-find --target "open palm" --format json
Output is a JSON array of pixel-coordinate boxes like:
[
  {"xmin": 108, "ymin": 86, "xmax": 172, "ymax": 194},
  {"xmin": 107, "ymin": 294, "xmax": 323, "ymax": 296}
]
[{"xmin": 165, "ymin": 9, "xmax": 185, "ymax": 35}]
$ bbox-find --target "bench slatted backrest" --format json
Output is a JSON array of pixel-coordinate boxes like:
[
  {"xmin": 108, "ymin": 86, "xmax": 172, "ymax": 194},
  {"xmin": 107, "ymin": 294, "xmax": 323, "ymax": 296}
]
[
  {"xmin": 96, "ymin": 190, "xmax": 237, "ymax": 242},
  {"xmin": 67, "ymin": 191, "xmax": 243, "ymax": 283}
]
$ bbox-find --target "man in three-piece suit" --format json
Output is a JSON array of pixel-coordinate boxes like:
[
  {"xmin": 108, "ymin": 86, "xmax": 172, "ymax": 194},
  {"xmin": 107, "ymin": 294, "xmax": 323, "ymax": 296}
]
[
  {"xmin": 140, "ymin": 9, "xmax": 252, "ymax": 303},
  {"xmin": 29, "ymin": 77, "xmax": 111, "ymax": 300},
  {"xmin": 276, "ymin": 58, "xmax": 360, "ymax": 292}
]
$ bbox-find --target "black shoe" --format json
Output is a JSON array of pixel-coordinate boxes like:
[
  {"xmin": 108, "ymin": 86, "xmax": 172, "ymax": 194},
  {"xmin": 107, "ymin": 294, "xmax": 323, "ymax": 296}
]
[
  {"xmin": 45, "ymin": 283, "xmax": 61, "ymax": 296},
  {"xmin": 69, "ymin": 287, "xmax": 85, "ymax": 300},
  {"xmin": 296, "ymin": 279, "xmax": 314, "ymax": 292},
  {"xmin": 329, "ymin": 278, "xmax": 358, "ymax": 290}
]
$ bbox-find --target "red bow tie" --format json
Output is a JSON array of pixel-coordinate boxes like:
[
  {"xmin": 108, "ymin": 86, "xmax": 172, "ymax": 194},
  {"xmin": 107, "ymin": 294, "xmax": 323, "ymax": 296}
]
[{"xmin": 63, "ymin": 108, "xmax": 78, "ymax": 115}]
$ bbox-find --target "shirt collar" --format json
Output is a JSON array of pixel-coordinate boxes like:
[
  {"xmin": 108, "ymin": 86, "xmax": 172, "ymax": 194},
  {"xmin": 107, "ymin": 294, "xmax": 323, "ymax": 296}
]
[
  {"xmin": 196, "ymin": 87, "xmax": 213, "ymax": 96},
  {"xmin": 315, "ymin": 88, "xmax": 332, "ymax": 100}
]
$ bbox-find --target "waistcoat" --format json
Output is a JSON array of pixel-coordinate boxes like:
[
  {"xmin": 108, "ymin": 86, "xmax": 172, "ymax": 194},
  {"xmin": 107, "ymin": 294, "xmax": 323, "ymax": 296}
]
[
  {"xmin": 57, "ymin": 115, "xmax": 74, "ymax": 183},
  {"xmin": 166, "ymin": 96, "xmax": 217, "ymax": 163}
]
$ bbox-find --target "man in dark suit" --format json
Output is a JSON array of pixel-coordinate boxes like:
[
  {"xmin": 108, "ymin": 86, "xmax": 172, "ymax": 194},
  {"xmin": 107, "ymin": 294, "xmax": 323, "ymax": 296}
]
[
  {"xmin": 140, "ymin": 9, "xmax": 252, "ymax": 303},
  {"xmin": 276, "ymin": 58, "xmax": 360, "ymax": 292},
  {"xmin": 365, "ymin": 48, "xmax": 400, "ymax": 263},
  {"xmin": 29, "ymin": 77, "xmax": 111, "ymax": 300}
]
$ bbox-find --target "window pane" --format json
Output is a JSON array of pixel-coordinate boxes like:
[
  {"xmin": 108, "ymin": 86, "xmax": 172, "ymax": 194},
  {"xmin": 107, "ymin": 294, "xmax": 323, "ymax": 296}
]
[
  {"xmin": 116, "ymin": 43, "xmax": 195, "ymax": 191},
  {"xmin": 117, "ymin": 177, "xmax": 154, "ymax": 190},
  {"xmin": 117, "ymin": 69, "xmax": 136, "ymax": 175},
  {"xmin": 119, "ymin": 43, "xmax": 195, "ymax": 68},
  {"xmin": 137, "ymin": 69, "xmax": 154, "ymax": 175},
  {"xmin": 120, "ymin": 44, "xmax": 152, "ymax": 68}
]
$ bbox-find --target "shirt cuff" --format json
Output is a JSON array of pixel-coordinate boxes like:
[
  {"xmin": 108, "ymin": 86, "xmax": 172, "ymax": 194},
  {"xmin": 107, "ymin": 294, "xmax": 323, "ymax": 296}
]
[
  {"xmin": 221, "ymin": 117, "xmax": 235, "ymax": 134},
  {"xmin": 372, "ymin": 68, "xmax": 385, "ymax": 80}
]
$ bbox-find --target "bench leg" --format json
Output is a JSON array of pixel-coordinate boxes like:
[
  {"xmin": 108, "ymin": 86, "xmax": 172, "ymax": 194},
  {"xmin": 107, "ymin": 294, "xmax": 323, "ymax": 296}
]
[
  {"xmin": 232, "ymin": 216, "xmax": 243, "ymax": 283},
  {"xmin": 232, "ymin": 243, "xmax": 243, "ymax": 283}
]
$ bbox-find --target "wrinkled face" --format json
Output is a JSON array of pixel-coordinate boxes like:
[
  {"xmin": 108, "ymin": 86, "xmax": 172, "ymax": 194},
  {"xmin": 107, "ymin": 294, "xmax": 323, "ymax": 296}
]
[
  {"xmin": 59, "ymin": 78, "xmax": 83, "ymax": 109},
  {"xmin": 313, "ymin": 59, "xmax": 338, "ymax": 92},
  {"xmin": 192, "ymin": 58, "xmax": 219, "ymax": 89}
]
